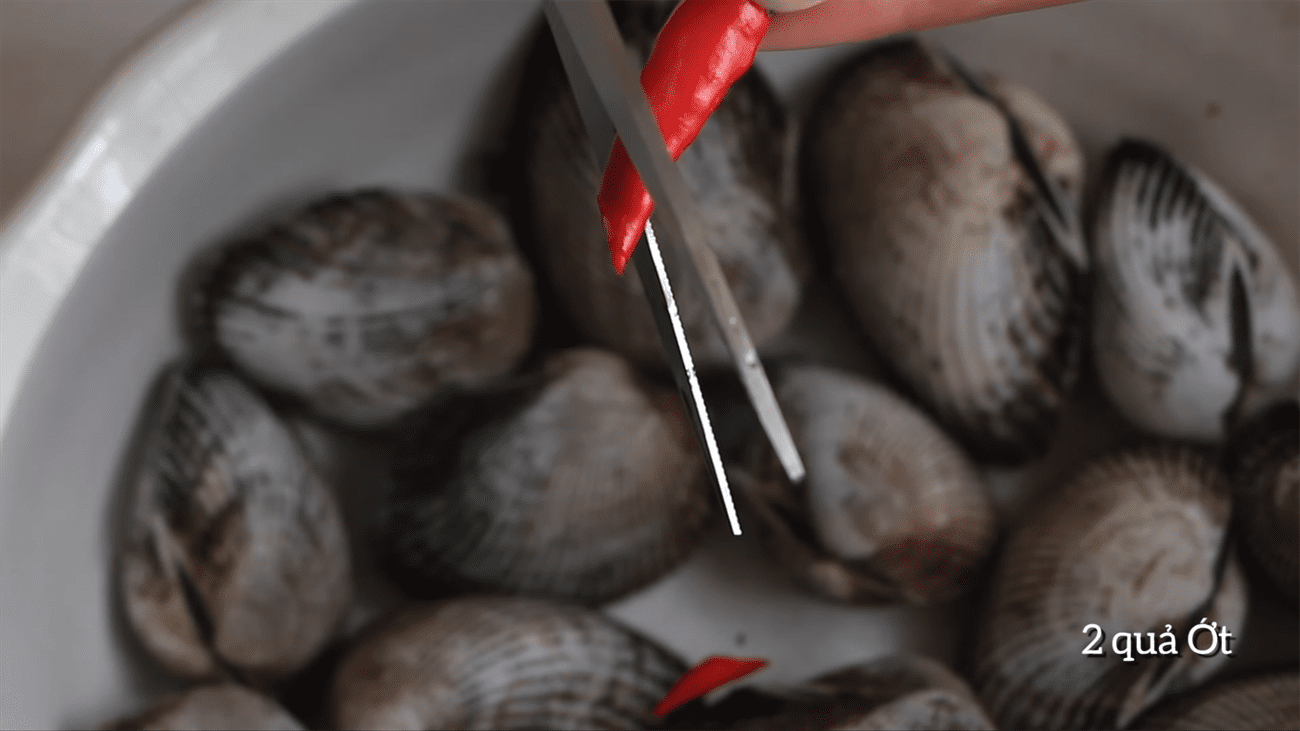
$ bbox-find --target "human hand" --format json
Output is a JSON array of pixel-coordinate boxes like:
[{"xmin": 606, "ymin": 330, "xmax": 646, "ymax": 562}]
[{"xmin": 756, "ymin": 0, "xmax": 1083, "ymax": 50}]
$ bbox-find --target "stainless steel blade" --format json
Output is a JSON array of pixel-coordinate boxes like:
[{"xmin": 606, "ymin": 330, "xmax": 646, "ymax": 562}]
[
  {"xmin": 642, "ymin": 220, "xmax": 740, "ymax": 534},
  {"xmin": 544, "ymin": 0, "xmax": 742, "ymax": 533},
  {"xmin": 543, "ymin": 0, "xmax": 806, "ymax": 487}
]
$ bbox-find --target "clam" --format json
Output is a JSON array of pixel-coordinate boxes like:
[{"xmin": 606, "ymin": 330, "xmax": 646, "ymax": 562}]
[
  {"xmin": 736, "ymin": 364, "xmax": 996, "ymax": 605},
  {"xmin": 801, "ymin": 37, "xmax": 1088, "ymax": 464},
  {"xmin": 664, "ymin": 654, "xmax": 994, "ymax": 731},
  {"xmin": 119, "ymin": 365, "xmax": 352, "ymax": 683},
  {"xmin": 1227, "ymin": 400, "xmax": 1299, "ymax": 602},
  {"xmin": 330, "ymin": 595, "xmax": 685, "ymax": 730},
  {"xmin": 972, "ymin": 446, "xmax": 1248, "ymax": 730},
  {"xmin": 189, "ymin": 189, "xmax": 537, "ymax": 429},
  {"xmin": 103, "ymin": 683, "xmax": 304, "ymax": 731},
  {"xmin": 1091, "ymin": 138, "xmax": 1300, "ymax": 442},
  {"xmin": 1132, "ymin": 672, "xmax": 1300, "ymax": 731},
  {"xmin": 381, "ymin": 347, "xmax": 714, "ymax": 604},
  {"xmin": 519, "ymin": 0, "xmax": 807, "ymax": 371}
]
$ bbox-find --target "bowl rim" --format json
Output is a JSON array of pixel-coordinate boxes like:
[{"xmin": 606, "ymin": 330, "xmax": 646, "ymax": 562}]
[{"xmin": 0, "ymin": 0, "xmax": 360, "ymax": 447}]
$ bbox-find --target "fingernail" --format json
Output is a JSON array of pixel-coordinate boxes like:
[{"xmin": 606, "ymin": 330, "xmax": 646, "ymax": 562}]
[{"xmin": 758, "ymin": 0, "xmax": 828, "ymax": 13}]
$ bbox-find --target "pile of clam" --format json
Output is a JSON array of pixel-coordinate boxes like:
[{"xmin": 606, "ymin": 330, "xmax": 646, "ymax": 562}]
[{"xmin": 103, "ymin": 6, "xmax": 1298, "ymax": 731}]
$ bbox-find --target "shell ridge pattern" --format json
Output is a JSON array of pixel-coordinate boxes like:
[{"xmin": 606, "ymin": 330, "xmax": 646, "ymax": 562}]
[
  {"xmin": 382, "ymin": 349, "xmax": 711, "ymax": 604},
  {"xmin": 200, "ymin": 190, "xmax": 536, "ymax": 428},
  {"xmin": 807, "ymin": 39, "xmax": 1086, "ymax": 461},
  {"xmin": 758, "ymin": 365, "xmax": 995, "ymax": 604},
  {"xmin": 1093, "ymin": 140, "xmax": 1300, "ymax": 440},
  {"xmin": 973, "ymin": 447, "xmax": 1243, "ymax": 729},
  {"xmin": 123, "ymin": 366, "xmax": 351, "ymax": 683}
]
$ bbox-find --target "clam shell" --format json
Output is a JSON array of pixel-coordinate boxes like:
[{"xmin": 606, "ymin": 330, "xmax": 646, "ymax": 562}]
[
  {"xmin": 972, "ymin": 446, "xmax": 1248, "ymax": 730},
  {"xmin": 1091, "ymin": 138, "xmax": 1300, "ymax": 441},
  {"xmin": 670, "ymin": 655, "xmax": 994, "ymax": 731},
  {"xmin": 331, "ymin": 595, "xmax": 686, "ymax": 730},
  {"xmin": 119, "ymin": 365, "xmax": 352, "ymax": 683},
  {"xmin": 382, "ymin": 347, "xmax": 714, "ymax": 604},
  {"xmin": 737, "ymin": 365, "xmax": 996, "ymax": 605},
  {"xmin": 1133, "ymin": 672, "xmax": 1300, "ymax": 730},
  {"xmin": 520, "ymin": 1, "xmax": 806, "ymax": 371},
  {"xmin": 191, "ymin": 189, "xmax": 537, "ymax": 429},
  {"xmin": 802, "ymin": 38, "xmax": 1087, "ymax": 464},
  {"xmin": 1228, "ymin": 401, "xmax": 1299, "ymax": 602},
  {"xmin": 103, "ymin": 683, "xmax": 304, "ymax": 731}
]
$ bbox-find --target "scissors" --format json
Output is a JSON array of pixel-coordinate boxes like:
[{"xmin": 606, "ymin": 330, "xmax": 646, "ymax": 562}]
[{"xmin": 542, "ymin": 0, "xmax": 805, "ymax": 536}]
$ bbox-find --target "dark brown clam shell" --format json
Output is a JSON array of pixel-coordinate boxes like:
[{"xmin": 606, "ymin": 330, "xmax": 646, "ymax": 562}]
[
  {"xmin": 1132, "ymin": 672, "xmax": 1300, "ymax": 730},
  {"xmin": 972, "ymin": 446, "xmax": 1248, "ymax": 730},
  {"xmin": 664, "ymin": 655, "xmax": 994, "ymax": 731},
  {"xmin": 190, "ymin": 189, "xmax": 537, "ymax": 429},
  {"xmin": 518, "ymin": 0, "xmax": 806, "ymax": 372},
  {"xmin": 103, "ymin": 683, "xmax": 304, "ymax": 731},
  {"xmin": 736, "ymin": 365, "xmax": 996, "ymax": 605},
  {"xmin": 801, "ymin": 38, "xmax": 1087, "ymax": 464},
  {"xmin": 330, "ymin": 595, "xmax": 685, "ymax": 730},
  {"xmin": 1091, "ymin": 139, "xmax": 1300, "ymax": 442},
  {"xmin": 1228, "ymin": 401, "xmax": 1299, "ymax": 602},
  {"xmin": 381, "ymin": 347, "xmax": 714, "ymax": 604},
  {"xmin": 119, "ymin": 364, "xmax": 352, "ymax": 684}
]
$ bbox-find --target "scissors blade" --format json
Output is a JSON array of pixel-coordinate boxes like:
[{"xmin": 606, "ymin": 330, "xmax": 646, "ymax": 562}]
[
  {"xmin": 544, "ymin": 1, "xmax": 740, "ymax": 534},
  {"xmin": 543, "ymin": 0, "xmax": 806, "ymax": 491}
]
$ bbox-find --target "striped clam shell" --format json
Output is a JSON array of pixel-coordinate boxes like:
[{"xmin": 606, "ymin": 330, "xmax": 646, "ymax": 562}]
[
  {"xmin": 972, "ymin": 446, "xmax": 1248, "ymax": 730},
  {"xmin": 331, "ymin": 595, "xmax": 685, "ymax": 730},
  {"xmin": 382, "ymin": 347, "xmax": 714, "ymax": 604},
  {"xmin": 737, "ymin": 365, "xmax": 996, "ymax": 605},
  {"xmin": 191, "ymin": 189, "xmax": 537, "ymax": 429},
  {"xmin": 1091, "ymin": 139, "xmax": 1300, "ymax": 442},
  {"xmin": 1228, "ymin": 401, "xmax": 1299, "ymax": 602},
  {"xmin": 1132, "ymin": 672, "xmax": 1300, "ymax": 731},
  {"xmin": 119, "ymin": 365, "xmax": 351, "ymax": 684},
  {"xmin": 103, "ymin": 683, "xmax": 304, "ymax": 731},
  {"xmin": 801, "ymin": 38, "xmax": 1087, "ymax": 464},
  {"xmin": 520, "ymin": 0, "xmax": 806, "ymax": 371},
  {"xmin": 666, "ymin": 655, "xmax": 994, "ymax": 731}
]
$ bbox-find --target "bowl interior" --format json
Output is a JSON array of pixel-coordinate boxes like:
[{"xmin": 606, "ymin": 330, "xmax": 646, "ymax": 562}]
[{"xmin": 0, "ymin": 1, "xmax": 1296, "ymax": 728}]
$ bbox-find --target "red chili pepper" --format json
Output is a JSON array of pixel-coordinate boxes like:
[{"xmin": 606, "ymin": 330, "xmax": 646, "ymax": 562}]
[
  {"xmin": 596, "ymin": 0, "xmax": 771, "ymax": 275},
  {"xmin": 654, "ymin": 655, "xmax": 769, "ymax": 717}
]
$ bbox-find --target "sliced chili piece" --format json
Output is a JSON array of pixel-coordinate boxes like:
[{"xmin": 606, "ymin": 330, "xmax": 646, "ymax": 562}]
[
  {"xmin": 596, "ymin": 0, "xmax": 771, "ymax": 275},
  {"xmin": 654, "ymin": 654, "xmax": 769, "ymax": 717}
]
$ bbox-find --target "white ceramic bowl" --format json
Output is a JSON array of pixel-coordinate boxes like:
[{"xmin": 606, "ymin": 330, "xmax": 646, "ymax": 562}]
[{"xmin": 1, "ymin": 2, "xmax": 1296, "ymax": 728}]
